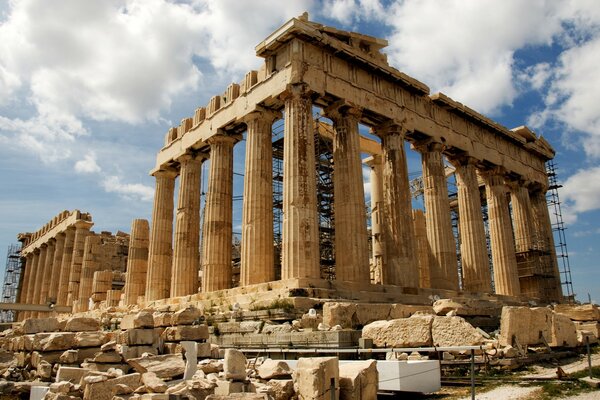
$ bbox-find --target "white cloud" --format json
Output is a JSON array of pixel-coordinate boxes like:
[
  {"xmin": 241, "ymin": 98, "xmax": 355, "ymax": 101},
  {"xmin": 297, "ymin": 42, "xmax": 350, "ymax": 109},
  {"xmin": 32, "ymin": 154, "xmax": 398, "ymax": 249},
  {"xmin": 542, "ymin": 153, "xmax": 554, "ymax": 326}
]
[
  {"xmin": 560, "ymin": 165, "xmax": 600, "ymax": 223},
  {"xmin": 102, "ymin": 175, "xmax": 154, "ymax": 202},
  {"xmin": 322, "ymin": 0, "xmax": 385, "ymax": 25},
  {"xmin": 74, "ymin": 152, "xmax": 101, "ymax": 174}
]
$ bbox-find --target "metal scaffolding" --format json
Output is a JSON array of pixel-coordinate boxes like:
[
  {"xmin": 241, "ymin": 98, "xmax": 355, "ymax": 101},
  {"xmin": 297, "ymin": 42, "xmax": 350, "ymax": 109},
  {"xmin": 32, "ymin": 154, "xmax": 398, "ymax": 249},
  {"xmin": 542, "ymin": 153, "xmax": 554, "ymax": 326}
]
[{"xmin": 1, "ymin": 244, "xmax": 23, "ymax": 323}]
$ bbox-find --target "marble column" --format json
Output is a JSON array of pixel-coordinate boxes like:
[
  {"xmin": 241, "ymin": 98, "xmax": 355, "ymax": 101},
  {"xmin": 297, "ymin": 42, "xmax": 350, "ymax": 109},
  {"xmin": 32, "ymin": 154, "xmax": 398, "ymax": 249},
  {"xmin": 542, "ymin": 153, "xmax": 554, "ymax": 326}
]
[
  {"xmin": 146, "ymin": 169, "xmax": 177, "ymax": 301},
  {"xmin": 202, "ymin": 134, "xmax": 235, "ymax": 292},
  {"xmin": 67, "ymin": 221, "xmax": 93, "ymax": 306},
  {"xmin": 92, "ymin": 270, "xmax": 113, "ymax": 303},
  {"xmin": 77, "ymin": 235, "xmax": 102, "ymax": 312},
  {"xmin": 365, "ymin": 155, "xmax": 384, "ymax": 284},
  {"xmin": 39, "ymin": 239, "xmax": 56, "ymax": 313},
  {"xmin": 240, "ymin": 110, "xmax": 280, "ymax": 286},
  {"xmin": 17, "ymin": 254, "xmax": 33, "ymax": 320},
  {"xmin": 412, "ymin": 209, "xmax": 431, "ymax": 288},
  {"xmin": 57, "ymin": 227, "xmax": 75, "ymax": 306},
  {"xmin": 171, "ymin": 154, "xmax": 203, "ymax": 297},
  {"xmin": 375, "ymin": 124, "xmax": 418, "ymax": 287},
  {"xmin": 530, "ymin": 186, "xmax": 563, "ymax": 300},
  {"xmin": 482, "ymin": 168, "xmax": 520, "ymax": 296},
  {"xmin": 23, "ymin": 250, "xmax": 40, "ymax": 319},
  {"xmin": 510, "ymin": 180, "xmax": 536, "ymax": 253},
  {"xmin": 280, "ymin": 85, "xmax": 320, "ymax": 280},
  {"xmin": 124, "ymin": 219, "xmax": 150, "ymax": 305},
  {"xmin": 450, "ymin": 156, "xmax": 492, "ymax": 293},
  {"xmin": 31, "ymin": 243, "xmax": 48, "ymax": 317},
  {"xmin": 416, "ymin": 141, "xmax": 458, "ymax": 291},
  {"xmin": 325, "ymin": 104, "xmax": 370, "ymax": 283},
  {"xmin": 48, "ymin": 233, "xmax": 65, "ymax": 302}
]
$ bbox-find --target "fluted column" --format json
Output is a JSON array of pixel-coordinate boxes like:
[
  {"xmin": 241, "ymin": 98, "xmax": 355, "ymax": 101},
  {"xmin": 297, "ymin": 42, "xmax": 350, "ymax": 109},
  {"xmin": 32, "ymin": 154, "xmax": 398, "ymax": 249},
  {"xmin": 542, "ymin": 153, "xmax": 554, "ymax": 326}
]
[
  {"xmin": 17, "ymin": 254, "xmax": 33, "ymax": 320},
  {"xmin": 202, "ymin": 134, "xmax": 236, "ymax": 292},
  {"xmin": 240, "ymin": 110, "xmax": 280, "ymax": 285},
  {"xmin": 23, "ymin": 250, "xmax": 40, "ymax": 319},
  {"xmin": 124, "ymin": 219, "xmax": 150, "ymax": 305},
  {"xmin": 416, "ymin": 141, "xmax": 458, "ymax": 291},
  {"xmin": 48, "ymin": 233, "xmax": 65, "ymax": 302},
  {"xmin": 325, "ymin": 104, "xmax": 370, "ymax": 283},
  {"xmin": 171, "ymin": 154, "xmax": 204, "ymax": 297},
  {"xmin": 530, "ymin": 186, "xmax": 563, "ymax": 300},
  {"xmin": 67, "ymin": 221, "xmax": 93, "ymax": 306},
  {"xmin": 77, "ymin": 235, "xmax": 102, "ymax": 312},
  {"xmin": 57, "ymin": 227, "xmax": 75, "ymax": 306},
  {"xmin": 374, "ymin": 123, "xmax": 418, "ymax": 287},
  {"xmin": 412, "ymin": 209, "xmax": 431, "ymax": 288},
  {"xmin": 146, "ymin": 169, "xmax": 177, "ymax": 301},
  {"xmin": 38, "ymin": 239, "xmax": 56, "ymax": 314},
  {"xmin": 510, "ymin": 180, "xmax": 536, "ymax": 252},
  {"xmin": 482, "ymin": 168, "xmax": 520, "ymax": 296},
  {"xmin": 30, "ymin": 244, "xmax": 48, "ymax": 317},
  {"xmin": 280, "ymin": 85, "xmax": 320, "ymax": 280},
  {"xmin": 450, "ymin": 156, "xmax": 491, "ymax": 293},
  {"xmin": 365, "ymin": 155, "xmax": 384, "ymax": 284}
]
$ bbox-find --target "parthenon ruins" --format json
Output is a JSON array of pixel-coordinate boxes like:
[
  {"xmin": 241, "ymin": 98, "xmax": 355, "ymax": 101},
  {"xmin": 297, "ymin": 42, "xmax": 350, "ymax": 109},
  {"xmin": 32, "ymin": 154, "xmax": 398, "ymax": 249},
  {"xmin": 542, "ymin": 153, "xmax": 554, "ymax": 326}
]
[{"xmin": 14, "ymin": 14, "xmax": 564, "ymax": 318}]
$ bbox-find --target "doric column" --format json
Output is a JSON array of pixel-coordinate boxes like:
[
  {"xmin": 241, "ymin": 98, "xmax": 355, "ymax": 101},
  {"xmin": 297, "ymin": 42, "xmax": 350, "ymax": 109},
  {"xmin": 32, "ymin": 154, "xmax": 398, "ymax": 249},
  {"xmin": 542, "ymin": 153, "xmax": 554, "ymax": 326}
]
[
  {"xmin": 124, "ymin": 219, "xmax": 150, "ymax": 305},
  {"xmin": 509, "ymin": 180, "xmax": 536, "ymax": 253},
  {"xmin": 23, "ymin": 250, "xmax": 40, "ymax": 319},
  {"xmin": 171, "ymin": 154, "xmax": 204, "ymax": 297},
  {"xmin": 30, "ymin": 243, "xmax": 48, "ymax": 317},
  {"xmin": 365, "ymin": 155, "xmax": 384, "ymax": 284},
  {"xmin": 17, "ymin": 254, "xmax": 33, "ymax": 320},
  {"xmin": 146, "ymin": 169, "xmax": 177, "ymax": 301},
  {"xmin": 77, "ymin": 235, "xmax": 102, "ymax": 312},
  {"xmin": 67, "ymin": 221, "xmax": 93, "ymax": 306},
  {"xmin": 415, "ymin": 141, "xmax": 458, "ymax": 291},
  {"xmin": 530, "ymin": 185, "xmax": 563, "ymax": 300},
  {"xmin": 412, "ymin": 209, "xmax": 431, "ymax": 288},
  {"xmin": 280, "ymin": 85, "xmax": 320, "ymax": 280},
  {"xmin": 482, "ymin": 168, "xmax": 520, "ymax": 296},
  {"xmin": 374, "ymin": 123, "xmax": 418, "ymax": 287},
  {"xmin": 240, "ymin": 109, "xmax": 280, "ymax": 286},
  {"xmin": 48, "ymin": 233, "xmax": 65, "ymax": 302},
  {"xmin": 92, "ymin": 270, "xmax": 113, "ymax": 303},
  {"xmin": 57, "ymin": 227, "xmax": 75, "ymax": 306},
  {"xmin": 325, "ymin": 104, "xmax": 370, "ymax": 283},
  {"xmin": 450, "ymin": 155, "xmax": 491, "ymax": 293},
  {"xmin": 202, "ymin": 133, "xmax": 236, "ymax": 292},
  {"xmin": 39, "ymin": 239, "xmax": 56, "ymax": 311}
]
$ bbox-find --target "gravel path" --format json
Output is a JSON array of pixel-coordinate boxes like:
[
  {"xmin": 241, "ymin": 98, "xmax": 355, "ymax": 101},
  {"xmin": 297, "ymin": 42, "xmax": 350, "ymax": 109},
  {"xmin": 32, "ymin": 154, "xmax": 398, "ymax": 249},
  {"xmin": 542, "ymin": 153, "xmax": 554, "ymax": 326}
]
[
  {"xmin": 524, "ymin": 353, "xmax": 600, "ymax": 379},
  {"xmin": 458, "ymin": 385, "xmax": 541, "ymax": 400}
]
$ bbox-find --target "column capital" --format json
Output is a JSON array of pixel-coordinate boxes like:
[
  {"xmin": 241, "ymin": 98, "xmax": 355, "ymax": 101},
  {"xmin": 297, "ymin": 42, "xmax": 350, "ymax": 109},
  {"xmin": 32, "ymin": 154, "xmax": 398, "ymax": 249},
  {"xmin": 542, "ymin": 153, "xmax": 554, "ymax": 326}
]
[
  {"xmin": 73, "ymin": 220, "xmax": 94, "ymax": 231},
  {"xmin": 279, "ymin": 83, "xmax": 313, "ymax": 102},
  {"xmin": 446, "ymin": 152, "xmax": 479, "ymax": 168},
  {"xmin": 175, "ymin": 152, "xmax": 206, "ymax": 165},
  {"xmin": 207, "ymin": 132, "xmax": 238, "ymax": 146},
  {"xmin": 323, "ymin": 100, "xmax": 362, "ymax": 122},
  {"xmin": 412, "ymin": 138, "xmax": 445, "ymax": 154},
  {"xmin": 363, "ymin": 154, "xmax": 382, "ymax": 168},
  {"xmin": 372, "ymin": 121, "xmax": 407, "ymax": 139},
  {"xmin": 153, "ymin": 168, "xmax": 178, "ymax": 179},
  {"xmin": 241, "ymin": 107, "xmax": 282, "ymax": 125},
  {"xmin": 479, "ymin": 165, "xmax": 508, "ymax": 179}
]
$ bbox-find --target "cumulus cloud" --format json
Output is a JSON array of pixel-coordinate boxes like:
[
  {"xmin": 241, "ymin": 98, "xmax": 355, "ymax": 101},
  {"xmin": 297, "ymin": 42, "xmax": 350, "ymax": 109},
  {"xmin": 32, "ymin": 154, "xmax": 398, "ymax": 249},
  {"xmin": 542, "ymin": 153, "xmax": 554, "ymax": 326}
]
[
  {"xmin": 560, "ymin": 166, "xmax": 600, "ymax": 223},
  {"xmin": 102, "ymin": 175, "xmax": 154, "ymax": 202},
  {"xmin": 74, "ymin": 152, "xmax": 101, "ymax": 174}
]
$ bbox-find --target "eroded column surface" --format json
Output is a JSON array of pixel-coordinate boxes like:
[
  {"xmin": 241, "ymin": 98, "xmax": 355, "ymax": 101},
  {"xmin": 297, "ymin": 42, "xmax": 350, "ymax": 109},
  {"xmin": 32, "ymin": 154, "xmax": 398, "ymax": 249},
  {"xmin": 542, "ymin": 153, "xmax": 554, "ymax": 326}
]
[
  {"xmin": 146, "ymin": 169, "xmax": 176, "ymax": 301},
  {"xmin": 23, "ymin": 250, "xmax": 40, "ymax": 319},
  {"xmin": 92, "ymin": 270, "xmax": 112, "ymax": 303},
  {"xmin": 417, "ymin": 142, "xmax": 458, "ymax": 291},
  {"xmin": 530, "ymin": 186, "xmax": 563, "ymax": 300},
  {"xmin": 451, "ymin": 156, "xmax": 491, "ymax": 293},
  {"xmin": 483, "ymin": 168, "xmax": 521, "ymax": 296},
  {"xmin": 365, "ymin": 155, "xmax": 384, "ymax": 284},
  {"xmin": 18, "ymin": 254, "xmax": 33, "ymax": 320},
  {"xmin": 240, "ymin": 110, "xmax": 279, "ymax": 286},
  {"xmin": 39, "ymin": 239, "xmax": 56, "ymax": 312},
  {"xmin": 375, "ymin": 124, "xmax": 418, "ymax": 287},
  {"xmin": 171, "ymin": 154, "xmax": 203, "ymax": 297},
  {"xmin": 124, "ymin": 219, "xmax": 150, "ymax": 305},
  {"xmin": 77, "ymin": 235, "xmax": 102, "ymax": 312},
  {"xmin": 57, "ymin": 227, "xmax": 75, "ymax": 306},
  {"xmin": 48, "ymin": 233, "xmax": 65, "ymax": 301},
  {"xmin": 412, "ymin": 209, "xmax": 431, "ymax": 288},
  {"xmin": 202, "ymin": 134, "xmax": 235, "ymax": 292},
  {"xmin": 280, "ymin": 85, "xmax": 320, "ymax": 280},
  {"xmin": 67, "ymin": 221, "xmax": 93, "ymax": 306},
  {"xmin": 510, "ymin": 181, "xmax": 536, "ymax": 252},
  {"xmin": 326, "ymin": 104, "xmax": 370, "ymax": 283}
]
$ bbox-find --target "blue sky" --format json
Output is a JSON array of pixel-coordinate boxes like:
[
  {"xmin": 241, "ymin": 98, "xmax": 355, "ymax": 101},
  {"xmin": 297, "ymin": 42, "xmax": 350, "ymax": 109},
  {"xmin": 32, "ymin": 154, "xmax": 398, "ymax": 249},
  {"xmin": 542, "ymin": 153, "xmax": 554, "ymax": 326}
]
[{"xmin": 1, "ymin": 0, "xmax": 599, "ymax": 303}]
